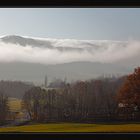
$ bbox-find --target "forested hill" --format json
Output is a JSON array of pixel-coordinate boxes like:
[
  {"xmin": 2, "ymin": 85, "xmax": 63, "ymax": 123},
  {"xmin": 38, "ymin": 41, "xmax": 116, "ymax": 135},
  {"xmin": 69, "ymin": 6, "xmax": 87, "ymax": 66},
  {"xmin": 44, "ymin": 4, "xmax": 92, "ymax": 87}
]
[{"xmin": 0, "ymin": 81, "xmax": 34, "ymax": 99}]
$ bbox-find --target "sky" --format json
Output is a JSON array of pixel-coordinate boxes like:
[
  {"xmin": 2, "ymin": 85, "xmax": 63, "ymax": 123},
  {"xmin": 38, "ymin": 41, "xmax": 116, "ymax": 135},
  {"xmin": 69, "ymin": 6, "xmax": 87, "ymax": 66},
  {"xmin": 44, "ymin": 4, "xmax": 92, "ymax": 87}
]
[{"xmin": 0, "ymin": 8, "xmax": 140, "ymax": 40}]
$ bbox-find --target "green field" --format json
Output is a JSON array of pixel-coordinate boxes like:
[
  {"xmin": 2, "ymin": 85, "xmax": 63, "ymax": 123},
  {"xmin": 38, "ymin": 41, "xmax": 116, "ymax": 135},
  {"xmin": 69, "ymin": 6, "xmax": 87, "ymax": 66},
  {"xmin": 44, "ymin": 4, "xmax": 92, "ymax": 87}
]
[{"xmin": 0, "ymin": 123, "xmax": 140, "ymax": 132}]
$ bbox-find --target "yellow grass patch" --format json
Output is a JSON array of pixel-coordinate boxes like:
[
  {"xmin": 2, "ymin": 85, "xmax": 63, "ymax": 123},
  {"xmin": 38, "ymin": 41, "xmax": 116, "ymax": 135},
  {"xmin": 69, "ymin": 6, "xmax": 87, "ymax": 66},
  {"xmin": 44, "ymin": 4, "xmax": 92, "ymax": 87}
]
[
  {"xmin": 0, "ymin": 123, "xmax": 140, "ymax": 132},
  {"xmin": 8, "ymin": 98, "xmax": 22, "ymax": 112}
]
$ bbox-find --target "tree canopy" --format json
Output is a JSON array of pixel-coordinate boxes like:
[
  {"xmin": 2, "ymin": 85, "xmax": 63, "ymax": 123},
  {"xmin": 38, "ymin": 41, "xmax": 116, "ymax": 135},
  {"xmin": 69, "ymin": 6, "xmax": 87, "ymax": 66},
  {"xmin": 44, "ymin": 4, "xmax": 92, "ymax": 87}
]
[{"xmin": 117, "ymin": 67, "xmax": 140, "ymax": 107}]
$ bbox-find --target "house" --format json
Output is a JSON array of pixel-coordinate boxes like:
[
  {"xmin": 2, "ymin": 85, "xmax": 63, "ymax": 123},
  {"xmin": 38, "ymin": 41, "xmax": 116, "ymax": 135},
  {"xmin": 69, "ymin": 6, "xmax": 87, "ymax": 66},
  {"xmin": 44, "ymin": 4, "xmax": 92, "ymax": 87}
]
[{"xmin": 117, "ymin": 102, "xmax": 140, "ymax": 120}]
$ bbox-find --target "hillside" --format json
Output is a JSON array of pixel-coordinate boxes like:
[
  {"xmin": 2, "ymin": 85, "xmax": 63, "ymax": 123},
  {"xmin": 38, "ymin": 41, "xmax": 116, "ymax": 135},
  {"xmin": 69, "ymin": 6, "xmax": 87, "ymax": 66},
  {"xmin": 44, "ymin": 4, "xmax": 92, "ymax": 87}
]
[
  {"xmin": 0, "ymin": 61, "xmax": 132, "ymax": 85},
  {"xmin": 0, "ymin": 81, "xmax": 33, "ymax": 99},
  {"xmin": 0, "ymin": 35, "xmax": 137, "ymax": 84}
]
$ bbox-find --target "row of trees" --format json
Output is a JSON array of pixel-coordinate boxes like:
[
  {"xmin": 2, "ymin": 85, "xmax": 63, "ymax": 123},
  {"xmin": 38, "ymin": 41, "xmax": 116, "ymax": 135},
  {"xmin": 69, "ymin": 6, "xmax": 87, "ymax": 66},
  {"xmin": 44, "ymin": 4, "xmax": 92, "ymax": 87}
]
[
  {"xmin": 0, "ymin": 91, "xmax": 9, "ymax": 123},
  {"xmin": 0, "ymin": 67, "xmax": 139, "ymax": 123},
  {"xmin": 22, "ymin": 76, "xmax": 127, "ymax": 122},
  {"xmin": 117, "ymin": 67, "xmax": 140, "ymax": 120}
]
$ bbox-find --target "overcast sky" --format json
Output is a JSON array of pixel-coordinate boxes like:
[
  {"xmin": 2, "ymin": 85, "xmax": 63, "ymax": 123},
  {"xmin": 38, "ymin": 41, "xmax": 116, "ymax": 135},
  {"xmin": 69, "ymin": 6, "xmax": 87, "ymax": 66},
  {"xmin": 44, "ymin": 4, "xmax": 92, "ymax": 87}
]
[{"xmin": 0, "ymin": 8, "xmax": 140, "ymax": 40}]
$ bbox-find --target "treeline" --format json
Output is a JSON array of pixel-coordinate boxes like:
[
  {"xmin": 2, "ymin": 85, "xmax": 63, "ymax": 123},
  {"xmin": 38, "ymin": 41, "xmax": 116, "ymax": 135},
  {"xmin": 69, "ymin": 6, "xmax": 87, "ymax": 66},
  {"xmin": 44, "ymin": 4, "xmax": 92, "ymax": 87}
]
[
  {"xmin": 1, "ymin": 67, "xmax": 140, "ymax": 123},
  {"xmin": 22, "ymin": 76, "xmax": 126, "ymax": 122},
  {"xmin": 0, "ymin": 92, "xmax": 9, "ymax": 124},
  {"xmin": 0, "ymin": 81, "xmax": 33, "ymax": 98}
]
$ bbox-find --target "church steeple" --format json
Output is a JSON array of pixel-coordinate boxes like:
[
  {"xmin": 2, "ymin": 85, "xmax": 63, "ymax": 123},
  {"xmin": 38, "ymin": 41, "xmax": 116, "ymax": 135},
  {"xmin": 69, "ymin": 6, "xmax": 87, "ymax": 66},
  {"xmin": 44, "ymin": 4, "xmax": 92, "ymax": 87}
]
[{"xmin": 45, "ymin": 75, "xmax": 47, "ymax": 87}]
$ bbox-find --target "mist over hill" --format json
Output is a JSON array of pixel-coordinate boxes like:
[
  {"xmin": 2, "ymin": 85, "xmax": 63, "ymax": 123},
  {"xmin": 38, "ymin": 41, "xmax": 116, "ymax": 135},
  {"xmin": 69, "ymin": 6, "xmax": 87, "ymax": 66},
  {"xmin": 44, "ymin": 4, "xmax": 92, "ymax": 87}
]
[
  {"xmin": 0, "ymin": 61, "xmax": 132, "ymax": 85},
  {"xmin": 0, "ymin": 35, "xmax": 138, "ymax": 84}
]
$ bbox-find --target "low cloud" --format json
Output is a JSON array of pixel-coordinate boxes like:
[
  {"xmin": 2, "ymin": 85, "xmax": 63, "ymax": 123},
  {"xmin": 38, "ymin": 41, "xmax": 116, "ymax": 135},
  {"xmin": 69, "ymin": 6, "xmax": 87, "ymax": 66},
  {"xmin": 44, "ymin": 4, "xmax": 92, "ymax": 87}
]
[{"xmin": 0, "ymin": 36, "xmax": 139, "ymax": 65}]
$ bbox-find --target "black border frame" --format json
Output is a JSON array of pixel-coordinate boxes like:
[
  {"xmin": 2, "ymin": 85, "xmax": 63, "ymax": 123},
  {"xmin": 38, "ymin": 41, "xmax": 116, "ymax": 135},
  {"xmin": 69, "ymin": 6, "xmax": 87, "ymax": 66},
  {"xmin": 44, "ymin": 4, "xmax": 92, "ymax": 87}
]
[
  {"xmin": 0, "ymin": 0, "xmax": 140, "ymax": 7},
  {"xmin": 0, "ymin": 0, "xmax": 140, "ymax": 139},
  {"xmin": 0, "ymin": 132, "xmax": 140, "ymax": 139}
]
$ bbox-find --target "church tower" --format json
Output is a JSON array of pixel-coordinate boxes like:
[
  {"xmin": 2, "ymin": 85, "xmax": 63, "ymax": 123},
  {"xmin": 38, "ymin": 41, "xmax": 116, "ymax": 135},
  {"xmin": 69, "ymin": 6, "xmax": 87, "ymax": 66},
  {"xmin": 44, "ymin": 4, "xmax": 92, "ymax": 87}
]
[{"xmin": 45, "ymin": 75, "xmax": 47, "ymax": 87}]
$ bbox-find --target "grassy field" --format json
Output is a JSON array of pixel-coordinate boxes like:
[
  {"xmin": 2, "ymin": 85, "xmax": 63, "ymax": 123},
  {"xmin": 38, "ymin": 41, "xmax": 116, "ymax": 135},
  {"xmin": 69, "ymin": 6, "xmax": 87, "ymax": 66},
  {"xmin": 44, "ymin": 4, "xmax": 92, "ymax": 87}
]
[
  {"xmin": 8, "ymin": 98, "xmax": 22, "ymax": 112},
  {"xmin": 0, "ymin": 123, "xmax": 140, "ymax": 132}
]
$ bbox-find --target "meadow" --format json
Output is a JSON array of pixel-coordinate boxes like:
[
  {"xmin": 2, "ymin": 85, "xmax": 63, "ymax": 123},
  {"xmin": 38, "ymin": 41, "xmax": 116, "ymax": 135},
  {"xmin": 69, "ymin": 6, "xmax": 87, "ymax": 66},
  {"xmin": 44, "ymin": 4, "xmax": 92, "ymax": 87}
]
[
  {"xmin": 0, "ymin": 123, "xmax": 140, "ymax": 132},
  {"xmin": 8, "ymin": 98, "xmax": 22, "ymax": 112}
]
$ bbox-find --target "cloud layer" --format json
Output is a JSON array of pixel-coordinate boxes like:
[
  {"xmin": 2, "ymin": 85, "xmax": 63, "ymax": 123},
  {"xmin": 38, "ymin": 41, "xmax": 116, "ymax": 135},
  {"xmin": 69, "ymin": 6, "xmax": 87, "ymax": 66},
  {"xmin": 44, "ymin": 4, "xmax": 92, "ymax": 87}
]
[{"xmin": 0, "ymin": 35, "xmax": 139, "ymax": 65}]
